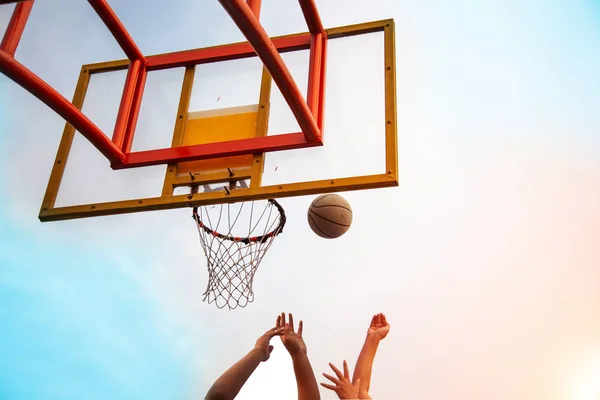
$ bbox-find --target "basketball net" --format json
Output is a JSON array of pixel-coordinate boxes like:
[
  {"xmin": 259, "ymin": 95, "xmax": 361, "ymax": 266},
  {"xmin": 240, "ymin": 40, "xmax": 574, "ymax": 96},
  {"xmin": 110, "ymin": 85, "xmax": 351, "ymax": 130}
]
[{"xmin": 192, "ymin": 199, "xmax": 286, "ymax": 310}]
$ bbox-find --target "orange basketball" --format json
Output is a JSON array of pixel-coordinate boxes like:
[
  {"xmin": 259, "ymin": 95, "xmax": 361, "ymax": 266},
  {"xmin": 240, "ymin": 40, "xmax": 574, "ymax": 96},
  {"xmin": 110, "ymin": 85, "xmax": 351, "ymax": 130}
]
[{"xmin": 307, "ymin": 194, "xmax": 353, "ymax": 238}]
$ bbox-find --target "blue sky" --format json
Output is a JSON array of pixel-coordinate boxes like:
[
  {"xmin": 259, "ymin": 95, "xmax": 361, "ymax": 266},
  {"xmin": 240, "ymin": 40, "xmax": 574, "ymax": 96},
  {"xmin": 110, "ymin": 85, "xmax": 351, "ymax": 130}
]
[
  {"xmin": 1, "ymin": 1, "xmax": 600, "ymax": 399},
  {"xmin": 0, "ymin": 220, "xmax": 190, "ymax": 399},
  {"xmin": 0, "ymin": 180, "xmax": 193, "ymax": 397}
]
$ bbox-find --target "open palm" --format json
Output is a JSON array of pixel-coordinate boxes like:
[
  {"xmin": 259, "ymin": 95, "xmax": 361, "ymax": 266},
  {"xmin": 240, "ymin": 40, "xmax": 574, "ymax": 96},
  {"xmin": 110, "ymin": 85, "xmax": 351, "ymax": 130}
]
[
  {"xmin": 321, "ymin": 360, "xmax": 361, "ymax": 399},
  {"xmin": 367, "ymin": 313, "xmax": 390, "ymax": 340},
  {"xmin": 277, "ymin": 312, "xmax": 307, "ymax": 357}
]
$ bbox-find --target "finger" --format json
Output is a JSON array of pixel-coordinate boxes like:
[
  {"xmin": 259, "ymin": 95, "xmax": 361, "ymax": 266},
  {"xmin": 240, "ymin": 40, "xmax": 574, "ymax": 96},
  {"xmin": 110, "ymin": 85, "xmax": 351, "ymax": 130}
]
[
  {"xmin": 370, "ymin": 314, "xmax": 377, "ymax": 327},
  {"xmin": 381, "ymin": 313, "xmax": 389, "ymax": 326},
  {"xmin": 320, "ymin": 382, "xmax": 337, "ymax": 391},
  {"xmin": 354, "ymin": 378, "xmax": 361, "ymax": 390},
  {"xmin": 265, "ymin": 326, "xmax": 279, "ymax": 334},
  {"xmin": 298, "ymin": 320, "xmax": 303, "ymax": 336},
  {"xmin": 267, "ymin": 326, "xmax": 285, "ymax": 337},
  {"xmin": 343, "ymin": 360, "xmax": 350, "ymax": 379},
  {"xmin": 268, "ymin": 345, "xmax": 274, "ymax": 354},
  {"xmin": 281, "ymin": 312, "xmax": 286, "ymax": 327},
  {"xmin": 288, "ymin": 313, "xmax": 295, "ymax": 332},
  {"xmin": 329, "ymin": 362, "xmax": 344, "ymax": 380},
  {"xmin": 322, "ymin": 373, "xmax": 340, "ymax": 385},
  {"xmin": 276, "ymin": 314, "xmax": 281, "ymax": 329}
]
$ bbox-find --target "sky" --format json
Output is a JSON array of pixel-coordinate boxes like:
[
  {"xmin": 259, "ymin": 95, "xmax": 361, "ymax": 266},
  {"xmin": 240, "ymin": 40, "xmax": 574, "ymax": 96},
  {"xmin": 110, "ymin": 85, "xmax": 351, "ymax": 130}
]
[{"xmin": 1, "ymin": 0, "xmax": 600, "ymax": 399}]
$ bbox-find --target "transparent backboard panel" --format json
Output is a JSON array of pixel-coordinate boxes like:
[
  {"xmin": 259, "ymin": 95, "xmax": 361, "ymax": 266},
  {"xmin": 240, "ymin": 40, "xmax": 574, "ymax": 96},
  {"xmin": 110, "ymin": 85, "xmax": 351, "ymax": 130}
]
[
  {"xmin": 263, "ymin": 31, "xmax": 386, "ymax": 185},
  {"xmin": 55, "ymin": 69, "xmax": 170, "ymax": 207},
  {"xmin": 130, "ymin": 68, "xmax": 185, "ymax": 152},
  {"xmin": 266, "ymin": 49, "xmax": 309, "ymax": 136},
  {"xmin": 189, "ymin": 56, "xmax": 263, "ymax": 112},
  {"xmin": 54, "ymin": 29, "xmax": 386, "ymax": 208}
]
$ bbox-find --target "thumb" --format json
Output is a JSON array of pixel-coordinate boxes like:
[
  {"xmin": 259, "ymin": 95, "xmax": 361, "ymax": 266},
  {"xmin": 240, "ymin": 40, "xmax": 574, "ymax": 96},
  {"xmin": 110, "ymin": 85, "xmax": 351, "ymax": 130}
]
[
  {"xmin": 268, "ymin": 345, "xmax": 274, "ymax": 354},
  {"xmin": 354, "ymin": 378, "xmax": 361, "ymax": 390}
]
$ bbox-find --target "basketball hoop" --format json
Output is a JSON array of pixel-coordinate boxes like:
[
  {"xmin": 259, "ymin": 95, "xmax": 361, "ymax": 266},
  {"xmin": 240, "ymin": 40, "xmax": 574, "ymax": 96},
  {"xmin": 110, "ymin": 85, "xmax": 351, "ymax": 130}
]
[{"xmin": 192, "ymin": 199, "xmax": 286, "ymax": 310}]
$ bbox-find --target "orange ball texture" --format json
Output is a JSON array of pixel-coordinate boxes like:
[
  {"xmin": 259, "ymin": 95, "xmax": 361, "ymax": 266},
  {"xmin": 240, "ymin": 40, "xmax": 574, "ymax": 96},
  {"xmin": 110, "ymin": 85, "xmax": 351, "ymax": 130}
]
[{"xmin": 307, "ymin": 194, "xmax": 353, "ymax": 238}]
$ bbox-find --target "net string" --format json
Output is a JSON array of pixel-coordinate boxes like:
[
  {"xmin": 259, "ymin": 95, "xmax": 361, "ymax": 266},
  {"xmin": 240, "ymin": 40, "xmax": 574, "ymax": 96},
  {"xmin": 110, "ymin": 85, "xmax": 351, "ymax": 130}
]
[{"xmin": 192, "ymin": 199, "xmax": 285, "ymax": 310}]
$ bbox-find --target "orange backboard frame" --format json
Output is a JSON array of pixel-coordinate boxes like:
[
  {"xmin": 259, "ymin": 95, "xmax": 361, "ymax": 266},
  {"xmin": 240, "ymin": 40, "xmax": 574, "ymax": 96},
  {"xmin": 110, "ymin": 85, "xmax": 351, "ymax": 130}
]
[{"xmin": 37, "ymin": 19, "xmax": 397, "ymax": 221}]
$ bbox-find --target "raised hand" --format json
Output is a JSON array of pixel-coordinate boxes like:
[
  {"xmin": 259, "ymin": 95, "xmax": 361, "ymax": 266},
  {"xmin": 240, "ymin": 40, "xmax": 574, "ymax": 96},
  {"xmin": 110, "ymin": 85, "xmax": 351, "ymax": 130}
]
[
  {"xmin": 254, "ymin": 326, "xmax": 284, "ymax": 362},
  {"xmin": 204, "ymin": 325, "xmax": 284, "ymax": 400},
  {"xmin": 321, "ymin": 360, "xmax": 362, "ymax": 399},
  {"xmin": 367, "ymin": 313, "xmax": 390, "ymax": 341},
  {"xmin": 277, "ymin": 312, "xmax": 307, "ymax": 357},
  {"xmin": 277, "ymin": 312, "xmax": 320, "ymax": 400}
]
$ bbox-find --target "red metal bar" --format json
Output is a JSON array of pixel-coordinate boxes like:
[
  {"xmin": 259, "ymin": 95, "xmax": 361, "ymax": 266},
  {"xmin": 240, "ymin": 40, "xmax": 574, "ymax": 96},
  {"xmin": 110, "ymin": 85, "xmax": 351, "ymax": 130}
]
[
  {"xmin": 0, "ymin": 0, "xmax": 34, "ymax": 56},
  {"xmin": 146, "ymin": 33, "xmax": 311, "ymax": 70},
  {"xmin": 112, "ymin": 59, "xmax": 140, "ymax": 149},
  {"xmin": 317, "ymin": 35, "xmax": 327, "ymax": 133},
  {"xmin": 116, "ymin": 132, "xmax": 320, "ymax": 169},
  {"xmin": 306, "ymin": 33, "xmax": 322, "ymax": 119},
  {"xmin": 88, "ymin": 0, "xmax": 146, "ymax": 64},
  {"xmin": 218, "ymin": 0, "xmax": 321, "ymax": 143},
  {"xmin": 246, "ymin": 0, "xmax": 261, "ymax": 17},
  {"xmin": 298, "ymin": 0, "xmax": 325, "ymax": 35},
  {"xmin": 0, "ymin": 50, "xmax": 124, "ymax": 162},
  {"xmin": 122, "ymin": 66, "xmax": 147, "ymax": 153}
]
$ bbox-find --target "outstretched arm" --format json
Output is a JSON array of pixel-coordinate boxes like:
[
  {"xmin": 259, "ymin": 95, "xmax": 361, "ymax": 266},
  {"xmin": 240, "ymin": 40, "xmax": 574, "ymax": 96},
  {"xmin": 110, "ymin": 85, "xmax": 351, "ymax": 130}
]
[
  {"xmin": 277, "ymin": 312, "xmax": 321, "ymax": 400},
  {"xmin": 352, "ymin": 313, "xmax": 390, "ymax": 398},
  {"xmin": 293, "ymin": 353, "xmax": 320, "ymax": 400},
  {"xmin": 205, "ymin": 326, "xmax": 283, "ymax": 400}
]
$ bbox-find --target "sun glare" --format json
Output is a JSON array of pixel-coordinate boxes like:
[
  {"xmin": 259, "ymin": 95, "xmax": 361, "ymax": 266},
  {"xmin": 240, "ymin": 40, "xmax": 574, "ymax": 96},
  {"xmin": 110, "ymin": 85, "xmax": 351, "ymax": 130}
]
[
  {"xmin": 576, "ymin": 382, "xmax": 598, "ymax": 400},
  {"xmin": 573, "ymin": 353, "xmax": 600, "ymax": 400}
]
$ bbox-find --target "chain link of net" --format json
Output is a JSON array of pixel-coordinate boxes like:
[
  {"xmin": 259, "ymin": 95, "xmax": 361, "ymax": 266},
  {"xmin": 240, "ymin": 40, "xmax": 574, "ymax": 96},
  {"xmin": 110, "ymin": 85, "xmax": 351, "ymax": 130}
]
[{"xmin": 192, "ymin": 199, "xmax": 286, "ymax": 310}]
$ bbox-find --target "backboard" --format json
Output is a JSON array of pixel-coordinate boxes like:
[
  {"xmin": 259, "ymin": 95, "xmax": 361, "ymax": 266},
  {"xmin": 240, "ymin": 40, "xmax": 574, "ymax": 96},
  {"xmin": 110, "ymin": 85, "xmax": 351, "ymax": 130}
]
[{"xmin": 0, "ymin": 1, "xmax": 398, "ymax": 222}]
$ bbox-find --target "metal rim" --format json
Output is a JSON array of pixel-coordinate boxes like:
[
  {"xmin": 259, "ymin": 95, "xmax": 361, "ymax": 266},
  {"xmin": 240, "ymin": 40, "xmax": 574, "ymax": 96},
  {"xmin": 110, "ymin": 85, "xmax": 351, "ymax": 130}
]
[{"xmin": 192, "ymin": 199, "xmax": 286, "ymax": 244}]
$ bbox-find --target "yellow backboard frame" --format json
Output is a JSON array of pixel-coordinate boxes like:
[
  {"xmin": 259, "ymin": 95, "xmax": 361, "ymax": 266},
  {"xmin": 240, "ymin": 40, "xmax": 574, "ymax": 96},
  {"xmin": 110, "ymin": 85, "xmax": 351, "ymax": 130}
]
[{"xmin": 39, "ymin": 19, "xmax": 397, "ymax": 221}]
